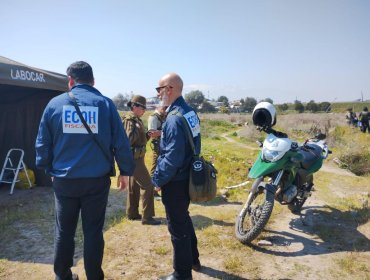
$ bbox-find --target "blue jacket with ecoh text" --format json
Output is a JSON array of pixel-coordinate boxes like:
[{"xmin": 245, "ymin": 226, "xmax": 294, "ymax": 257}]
[
  {"xmin": 152, "ymin": 96, "xmax": 201, "ymax": 187},
  {"xmin": 35, "ymin": 84, "xmax": 135, "ymax": 178}
]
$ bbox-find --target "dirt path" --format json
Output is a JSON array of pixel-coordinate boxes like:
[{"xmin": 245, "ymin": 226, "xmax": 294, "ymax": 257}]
[
  {"xmin": 320, "ymin": 164, "xmax": 356, "ymax": 177},
  {"xmin": 221, "ymin": 131, "xmax": 260, "ymax": 151}
]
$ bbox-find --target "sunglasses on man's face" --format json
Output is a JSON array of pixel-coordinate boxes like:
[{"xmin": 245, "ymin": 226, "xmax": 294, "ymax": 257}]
[
  {"xmin": 155, "ymin": 85, "xmax": 173, "ymax": 93},
  {"xmin": 133, "ymin": 103, "xmax": 146, "ymax": 110}
]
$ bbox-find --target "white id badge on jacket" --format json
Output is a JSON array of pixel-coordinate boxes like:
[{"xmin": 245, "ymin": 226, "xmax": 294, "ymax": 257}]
[
  {"xmin": 62, "ymin": 105, "xmax": 99, "ymax": 134},
  {"xmin": 183, "ymin": 111, "xmax": 200, "ymax": 137}
]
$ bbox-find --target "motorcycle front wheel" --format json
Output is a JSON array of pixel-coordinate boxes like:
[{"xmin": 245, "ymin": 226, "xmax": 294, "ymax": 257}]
[{"xmin": 235, "ymin": 188, "xmax": 275, "ymax": 244}]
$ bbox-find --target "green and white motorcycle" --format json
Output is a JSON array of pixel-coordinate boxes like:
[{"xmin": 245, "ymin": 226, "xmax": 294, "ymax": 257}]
[{"xmin": 235, "ymin": 102, "xmax": 330, "ymax": 244}]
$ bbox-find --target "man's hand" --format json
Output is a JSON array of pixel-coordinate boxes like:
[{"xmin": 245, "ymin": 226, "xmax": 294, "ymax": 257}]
[
  {"xmin": 118, "ymin": 175, "xmax": 129, "ymax": 191},
  {"xmin": 148, "ymin": 129, "xmax": 161, "ymax": 138},
  {"xmin": 154, "ymin": 186, "xmax": 161, "ymax": 192}
]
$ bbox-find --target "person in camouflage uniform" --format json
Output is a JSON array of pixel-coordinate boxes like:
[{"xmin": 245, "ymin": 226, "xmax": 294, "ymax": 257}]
[
  {"xmin": 148, "ymin": 105, "xmax": 167, "ymax": 197},
  {"xmin": 359, "ymin": 106, "xmax": 369, "ymax": 133},
  {"xmin": 122, "ymin": 95, "xmax": 160, "ymax": 225},
  {"xmin": 345, "ymin": 108, "xmax": 358, "ymax": 127}
]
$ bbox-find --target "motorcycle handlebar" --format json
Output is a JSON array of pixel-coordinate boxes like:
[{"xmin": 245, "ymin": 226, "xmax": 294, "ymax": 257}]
[{"xmin": 258, "ymin": 126, "xmax": 288, "ymax": 138}]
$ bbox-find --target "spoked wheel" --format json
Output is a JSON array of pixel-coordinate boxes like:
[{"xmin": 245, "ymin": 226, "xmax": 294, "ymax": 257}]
[{"xmin": 235, "ymin": 189, "xmax": 275, "ymax": 244}]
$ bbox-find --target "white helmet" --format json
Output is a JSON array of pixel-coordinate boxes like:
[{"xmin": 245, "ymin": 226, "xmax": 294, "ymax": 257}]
[{"xmin": 252, "ymin": 102, "xmax": 277, "ymax": 128}]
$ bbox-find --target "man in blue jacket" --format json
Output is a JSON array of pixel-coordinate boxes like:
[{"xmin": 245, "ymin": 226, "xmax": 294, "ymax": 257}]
[
  {"xmin": 35, "ymin": 61, "xmax": 135, "ymax": 280},
  {"xmin": 152, "ymin": 73, "xmax": 201, "ymax": 280}
]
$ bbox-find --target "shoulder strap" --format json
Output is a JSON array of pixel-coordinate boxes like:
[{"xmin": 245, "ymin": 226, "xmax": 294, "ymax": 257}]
[
  {"xmin": 154, "ymin": 112, "xmax": 163, "ymax": 121},
  {"xmin": 168, "ymin": 110, "xmax": 197, "ymax": 156},
  {"xmin": 68, "ymin": 91, "xmax": 111, "ymax": 163}
]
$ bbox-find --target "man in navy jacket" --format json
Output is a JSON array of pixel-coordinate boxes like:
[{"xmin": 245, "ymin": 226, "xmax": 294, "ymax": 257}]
[
  {"xmin": 152, "ymin": 73, "xmax": 201, "ymax": 280},
  {"xmin": 36, "ymin": 61, "xmax": 135, "ymax": 280}
]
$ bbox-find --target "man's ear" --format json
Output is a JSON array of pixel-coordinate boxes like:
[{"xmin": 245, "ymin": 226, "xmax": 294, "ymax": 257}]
[
  {"xmin": 166, "ymin": 86, "xmax": 172, "ymax": 96},
  {"xmin": 68, "ymin": 76, "xmax": 75, "ymax": 88}
]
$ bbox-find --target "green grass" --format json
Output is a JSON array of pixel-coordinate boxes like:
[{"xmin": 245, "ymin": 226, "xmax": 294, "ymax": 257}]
[
  {"xmin": 201, "ymin": 137, "xmax": 250, "ymax": 190},
  {"xmin": 332, "ymin": 254, "xmax": 370, "ymax": 279},
  {"xmin": 330, "ymin": 101, "xmax": 370, "ymax": 113},
  {"xmin": 0, "ymin": 259, "xmax": 6, "ymax": 278},
  {"xmin": 223, "ymin": 256, "xmax": 243, "ymax": 272},
  {"xmin": 198, "ymin": 226, "xmax": 223, "ymax": 249},
  {"xmin": 333, "ymin": 195, "xmax": 370, "ymax": 224},
  {"xmin": 286, "ymin": 263, "xmax": 311, "ymax": 278},
  {"xmin": 201, "ymin": 118, "xmax": 237, "ymax": 139},
  {"xmin": 152, "ymin": 246, "xmax": 170, "ymax": 256}
]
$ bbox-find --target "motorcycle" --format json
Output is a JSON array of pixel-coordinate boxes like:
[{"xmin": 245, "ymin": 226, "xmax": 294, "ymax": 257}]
[{"xmin": 235, "ymin": 102, "xmax": 331, "ymax": 244}]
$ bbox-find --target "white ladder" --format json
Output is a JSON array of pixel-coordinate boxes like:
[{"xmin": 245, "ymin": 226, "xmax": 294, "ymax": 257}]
[{"xmin": 0, "ymin": 148, "xmax": 32, "ymax": 195}]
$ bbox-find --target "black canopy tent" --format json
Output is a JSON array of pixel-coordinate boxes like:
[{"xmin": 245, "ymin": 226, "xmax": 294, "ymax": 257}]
[{"xmin": 0, "ymin": 56, "xmax": 68, "ymax": 186}]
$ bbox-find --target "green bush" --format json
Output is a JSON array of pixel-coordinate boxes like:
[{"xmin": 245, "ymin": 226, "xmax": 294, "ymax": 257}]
[
  {"xmin": 339, "ymin": 152, "xmax": 370, "ymax": 176},
  {"xmin": 201, "ymin": 119, "xmax": 236, "ymax": 139}
]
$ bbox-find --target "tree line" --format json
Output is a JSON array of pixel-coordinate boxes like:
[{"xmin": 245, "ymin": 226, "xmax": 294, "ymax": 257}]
[{"xmin": 111, "ymin": 91, "xmax": 331, "ymax": 113}]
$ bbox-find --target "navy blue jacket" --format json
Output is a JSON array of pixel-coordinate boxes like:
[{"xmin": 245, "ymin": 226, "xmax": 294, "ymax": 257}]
[
  {"xmin": 35, "ymin": 84, "xmax": 135, "ymax": 178},
  {"xmin": 152, "ymin": 96, "xmax": 201, "ymax": 187}
]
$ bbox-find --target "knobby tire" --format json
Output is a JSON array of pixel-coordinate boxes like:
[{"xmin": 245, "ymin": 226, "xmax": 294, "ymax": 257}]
[{"xmin": 235, "ymin": 190, "xmax": 275, "ymax": 244}]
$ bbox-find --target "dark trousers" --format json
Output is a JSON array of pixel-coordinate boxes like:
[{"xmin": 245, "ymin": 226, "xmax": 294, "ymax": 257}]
[
  {"xmin": 361, "ymin": 121, "xmax": 369, "ymax": 133},
  {"xmin": 53, "ymin": 176, "xmax": 110, "ymax": 280},
  {"xmin": 161, "ymin": 179, "xmax": 199, "ymax": 279}
]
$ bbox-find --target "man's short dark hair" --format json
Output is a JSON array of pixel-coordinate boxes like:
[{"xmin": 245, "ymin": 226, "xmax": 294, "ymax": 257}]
[{"xmin": 66, "ymin": 61, "xmax": 94, "ymax": 84}]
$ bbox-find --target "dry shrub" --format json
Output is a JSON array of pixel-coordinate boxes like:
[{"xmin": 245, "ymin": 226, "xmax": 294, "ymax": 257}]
[
  {"xmin": 338, "ymin": 151, "xmax": 370, "ymax": 176},
  {"xmin": 330, "ymin": 126, "xmax": 370, "ymax": 176},
  {"xmin": 238, "ymin": 113, "xmax": 345, "ymax": 142},
  {"xmin": 199, "ymin": 113, "xmax": 250, "ymax": 125},
  {"xmin": 237, "ymin": 125, "xmax": 261, "ymax": 141},
  {"xmin": 276, "ymin": 113, "xmax": 345, "ymax": 138}
]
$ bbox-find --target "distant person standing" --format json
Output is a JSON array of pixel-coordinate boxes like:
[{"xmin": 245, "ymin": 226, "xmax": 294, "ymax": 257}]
[
  {"xmin": 148, "ymin": 105, "xmax": 167, "ymax": 196},
  {"xmin": 122, "ymin": 95, "xmax": 161, "ymax": 225},
  {"xmin": 345, "ymin": 108, "xmax": 357, "ymax": 127},
  {"xmin": 35, "ymin": 61, "xmax": 135, "ymax": 280},
  {"xmin": 359, "ymin": 106, "xmax": 369, "ymax": 133},
  {"xmin": 152, "ymin": 73, "xmax": 201, "ymax": 280}
]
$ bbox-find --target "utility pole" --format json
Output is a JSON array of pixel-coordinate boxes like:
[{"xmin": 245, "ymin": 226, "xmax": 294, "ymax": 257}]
[{"xmin": 361, "ymin": 91, "xmax": 364, "ymax": 102}]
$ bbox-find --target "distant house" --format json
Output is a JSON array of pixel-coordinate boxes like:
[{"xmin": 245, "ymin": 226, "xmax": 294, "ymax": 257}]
[
  {"xmin": 205, "ymin": 99, "xmax": 223, "ymax": 108},
  {"xmin": 146, "ymin": 96, "xmax": 160, "ymax": 110},
  {"xmin": 229, "ymin": 100, "xmax": 242, "ymax": 113}
]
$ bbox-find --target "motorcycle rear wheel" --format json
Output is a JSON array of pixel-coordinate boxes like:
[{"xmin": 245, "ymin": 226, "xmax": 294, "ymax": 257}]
[{"xmin": 235, "ymin": 189, "xmax": 274, "ymax": 244}]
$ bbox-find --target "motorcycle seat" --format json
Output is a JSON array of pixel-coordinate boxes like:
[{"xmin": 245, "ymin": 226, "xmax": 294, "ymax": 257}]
[{"xmin": 298, "ymin": 144, "xmax": 323, "ymax": 170}]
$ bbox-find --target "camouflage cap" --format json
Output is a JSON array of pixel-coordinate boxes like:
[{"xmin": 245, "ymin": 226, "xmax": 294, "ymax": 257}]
[{"xmin": 127, "ymin": 95, "xmax": 146, "ymax": 109}]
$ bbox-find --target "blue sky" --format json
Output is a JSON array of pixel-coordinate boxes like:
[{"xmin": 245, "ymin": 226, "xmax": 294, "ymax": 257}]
[{"xmin": 2, "ymin": 0, "xmax": 370, "ymax": 103}]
